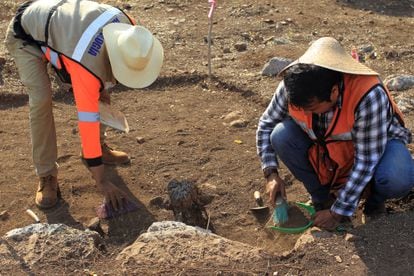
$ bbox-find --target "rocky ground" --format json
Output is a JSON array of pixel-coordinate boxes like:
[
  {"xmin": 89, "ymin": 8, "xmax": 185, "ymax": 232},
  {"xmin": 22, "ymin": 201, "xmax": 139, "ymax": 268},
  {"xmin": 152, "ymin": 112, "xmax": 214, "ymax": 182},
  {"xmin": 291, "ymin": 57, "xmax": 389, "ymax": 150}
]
[{"xmin": 1, "ymin": 0, "xmax": 414, "ymax": 275}]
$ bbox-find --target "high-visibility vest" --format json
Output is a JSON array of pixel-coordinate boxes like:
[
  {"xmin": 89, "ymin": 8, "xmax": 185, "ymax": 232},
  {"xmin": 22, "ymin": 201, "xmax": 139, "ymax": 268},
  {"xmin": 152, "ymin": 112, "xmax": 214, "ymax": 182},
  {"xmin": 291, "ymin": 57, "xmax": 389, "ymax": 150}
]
[
  {"xmin": 20, "ymin": 0, "xmax": 134, "ymax": 88},
  {"xmin": 289, "ymin": 74, "xmax": 404, "ymax": 186}
]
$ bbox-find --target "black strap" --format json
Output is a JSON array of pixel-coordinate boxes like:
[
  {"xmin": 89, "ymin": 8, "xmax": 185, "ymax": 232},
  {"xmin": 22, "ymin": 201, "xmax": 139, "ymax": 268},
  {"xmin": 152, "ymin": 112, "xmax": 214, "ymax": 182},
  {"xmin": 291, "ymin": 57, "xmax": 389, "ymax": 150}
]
[{"xmin": 44, "ymin": 0, "xmax": 67, "ymax": 44}]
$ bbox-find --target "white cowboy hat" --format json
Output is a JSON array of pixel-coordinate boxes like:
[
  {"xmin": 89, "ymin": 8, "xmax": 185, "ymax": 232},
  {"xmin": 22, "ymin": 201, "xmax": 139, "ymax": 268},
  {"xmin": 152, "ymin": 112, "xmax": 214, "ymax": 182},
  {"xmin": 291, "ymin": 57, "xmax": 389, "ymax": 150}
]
[
  {"xmin": 103, "ymin": 23, "xmax": 164, "ymax": 88},
  {"xmin": 279, "ymin": 37, "xmax": 378, "ymax": 76}
]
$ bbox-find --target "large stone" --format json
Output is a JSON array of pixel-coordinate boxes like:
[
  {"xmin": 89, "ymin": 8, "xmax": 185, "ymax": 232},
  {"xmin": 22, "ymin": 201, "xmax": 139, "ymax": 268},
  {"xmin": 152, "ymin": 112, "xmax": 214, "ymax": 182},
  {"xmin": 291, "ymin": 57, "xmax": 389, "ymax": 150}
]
[
  {"xmin": 117, "ymin": 221, "xmax": 270, "ymax": 271},
  {"xmin": 261, "ymin": 57, "xmax": 293, "ymax": 76},
  {"xmin": 384, "ymin": 74, "xmax": 414, "ymax": 91},
  {"xmin": 3, "ymin": 223, "xmax": 103, "ymax": 268}
]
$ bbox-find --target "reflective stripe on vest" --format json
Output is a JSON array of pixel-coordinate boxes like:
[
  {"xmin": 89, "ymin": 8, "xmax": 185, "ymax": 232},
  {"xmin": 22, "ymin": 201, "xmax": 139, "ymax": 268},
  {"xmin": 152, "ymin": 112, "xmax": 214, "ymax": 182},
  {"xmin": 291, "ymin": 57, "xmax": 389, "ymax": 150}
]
[
  {"xmin": 291, "ymin": 117, "xmax": 352, "ymax": 142},
  {"xmin": 71, "ymin": 7, "xmax": 121, "ymax": 62},
  {"xmin": 40, "ymin": 46, "xmax": 61, "ymax": 69},
  {"xmin": 78, "ymin": 111, "xmax": 100, "ymax": 122},
  {"xmin": 291, "ymin": 118, "xmax": 317, "ymax": 140}
]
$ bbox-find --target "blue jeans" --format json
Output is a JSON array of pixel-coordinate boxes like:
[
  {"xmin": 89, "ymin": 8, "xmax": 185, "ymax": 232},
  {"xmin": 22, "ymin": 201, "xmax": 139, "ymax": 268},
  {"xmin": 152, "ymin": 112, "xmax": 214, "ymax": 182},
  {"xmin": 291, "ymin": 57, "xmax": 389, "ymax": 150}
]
[{"xmin": 270, "ymin": 119, "xmax": 414, "ymax": 205}]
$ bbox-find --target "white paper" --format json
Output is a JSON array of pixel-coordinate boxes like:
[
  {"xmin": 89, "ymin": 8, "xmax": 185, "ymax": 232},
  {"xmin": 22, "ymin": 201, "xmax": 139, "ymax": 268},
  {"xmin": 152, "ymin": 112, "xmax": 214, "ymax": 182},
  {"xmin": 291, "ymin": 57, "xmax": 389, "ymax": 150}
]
[{"xmin": 99, "ymin": 102, "xmax": 129, "ymax": 133}]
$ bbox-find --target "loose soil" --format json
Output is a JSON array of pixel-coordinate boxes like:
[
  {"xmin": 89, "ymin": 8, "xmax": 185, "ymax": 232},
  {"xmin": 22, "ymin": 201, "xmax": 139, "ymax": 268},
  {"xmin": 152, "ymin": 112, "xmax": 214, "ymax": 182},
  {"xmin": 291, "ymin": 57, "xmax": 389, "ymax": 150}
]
[{"xmin": 1, "ymin": 0, "xmax": 413, "ymax": 275}]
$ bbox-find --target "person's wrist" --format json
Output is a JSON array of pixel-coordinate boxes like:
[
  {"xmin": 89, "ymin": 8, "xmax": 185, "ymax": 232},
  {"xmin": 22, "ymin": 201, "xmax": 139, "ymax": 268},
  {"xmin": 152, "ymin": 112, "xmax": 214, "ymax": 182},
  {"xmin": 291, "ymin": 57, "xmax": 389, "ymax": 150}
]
[
  {"xmin": 263, "ymin": 167, "xmax": 278, "ymax": 179},
  {"xmin": 330, "ymin": 210, "xmax": 343, "ymax": 222}
]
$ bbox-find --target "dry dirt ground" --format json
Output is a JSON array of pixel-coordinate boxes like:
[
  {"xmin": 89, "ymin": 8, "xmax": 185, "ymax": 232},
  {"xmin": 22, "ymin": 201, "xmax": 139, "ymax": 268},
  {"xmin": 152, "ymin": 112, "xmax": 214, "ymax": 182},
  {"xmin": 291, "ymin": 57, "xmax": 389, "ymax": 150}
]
[{"xmin": 1, "ymin": 0, "xmax": 414, "ymax": 275}]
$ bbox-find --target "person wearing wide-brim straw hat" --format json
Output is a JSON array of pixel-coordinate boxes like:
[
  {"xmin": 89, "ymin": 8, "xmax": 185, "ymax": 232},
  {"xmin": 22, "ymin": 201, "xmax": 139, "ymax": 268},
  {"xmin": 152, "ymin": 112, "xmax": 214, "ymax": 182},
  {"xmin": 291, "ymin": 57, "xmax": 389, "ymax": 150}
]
[
  {"xmin": 5, "ymin": 0, "xmax": 163, "ymax": 211},
  {"xmin": 278, "ymin": 36, "xmax": 378, "ymax": 76},
  {"xmin": 256, "ymin": 37, "xmax": 414, "ymax": 230}
]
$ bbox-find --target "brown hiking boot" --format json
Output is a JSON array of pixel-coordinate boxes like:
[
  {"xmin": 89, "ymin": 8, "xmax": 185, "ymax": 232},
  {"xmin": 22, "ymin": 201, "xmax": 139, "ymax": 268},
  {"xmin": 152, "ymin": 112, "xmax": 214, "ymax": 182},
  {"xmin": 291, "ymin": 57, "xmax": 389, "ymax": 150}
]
[
  {"xmin": 102, "ymin": 143, "xmax": 130, "ymax": 165},
  {"xmin": 35, "ymin": 175, "xmax": 60, "ymax": 209}
]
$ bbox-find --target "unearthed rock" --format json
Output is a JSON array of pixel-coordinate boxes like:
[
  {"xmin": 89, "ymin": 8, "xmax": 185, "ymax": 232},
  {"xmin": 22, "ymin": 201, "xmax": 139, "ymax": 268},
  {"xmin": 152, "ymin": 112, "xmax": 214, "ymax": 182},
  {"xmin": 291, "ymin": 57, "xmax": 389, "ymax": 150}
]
[
  {"xmin": 166, "ymin": 179, "xmax": 210, "ymax": 229},
  {"xmin": 384, "ymin": 74, "xmax": 414, "ymax": 91},
  {"xmin": 3, "ymin": 224, "xmax": 103, "ymax": 268},
  {"xmin": 344, "ymin": 233, "xmax": 360, "ymax": 242},
  {"xmin": 261, "ymin": 57, "xmax": 293, "ymax": 77},
  {"xmin": 136, "ymin": 136, "xmax": 146, "ymax": 144},
  {"xmin": 149, "ymin": 196, "xmax": 166, "ymax": 209},
  {"xmin": 117, "ymin": 221, "xmax": 270, "ymax": 272},
  {"xmin": 86, "ymin": 217, "xmax": 106, "ymax": 237},
  {"xmin": 335, "ymin": 255, "xmax": 343, "ymax": 263},
  {"xmin": 222, "ymin": 110, "xmax": 243, "ymax": 123},
  {"xmin": 0, "ymin": 210, "xmax": 9, "ymax": 221},
  {"xmin": 229, "ymin": 119, "xmax": 249, "ymax": 128},
  {"xmin": 294, "ymin": 230, "xmax": 315, "ymax": 250},
  {"xmin": 234, "ymin": 42, "xmax": 247, "ymax": 52}
]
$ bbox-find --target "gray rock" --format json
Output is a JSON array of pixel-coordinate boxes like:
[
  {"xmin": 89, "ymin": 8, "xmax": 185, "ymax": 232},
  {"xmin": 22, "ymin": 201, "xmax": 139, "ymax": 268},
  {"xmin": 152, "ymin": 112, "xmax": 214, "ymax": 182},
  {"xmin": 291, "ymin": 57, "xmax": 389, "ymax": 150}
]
[
  {"xmin": 3, "ymin": 223, "xmax": 103, "ymax": 267},
  {"xmin": 385, "ymin": 74, "xmax": 414, "ymax": 91},
  {"xmin": 261, "ymin": 57, "xmax": 293, "ymax": 76},
  {"xmin": 116, "ymin": 221, "xmax": 268, "ymax": 271},
  {"xmin": 358, "ymin": 44, "xmax": 374, "ymax": 53},
  {"xmin": 234, "ymin": 42, "xmax": 247, "ymax": 52},
  {"xmin": 223, "ymin": 47, "xmax": 231, "ymax": 54}
]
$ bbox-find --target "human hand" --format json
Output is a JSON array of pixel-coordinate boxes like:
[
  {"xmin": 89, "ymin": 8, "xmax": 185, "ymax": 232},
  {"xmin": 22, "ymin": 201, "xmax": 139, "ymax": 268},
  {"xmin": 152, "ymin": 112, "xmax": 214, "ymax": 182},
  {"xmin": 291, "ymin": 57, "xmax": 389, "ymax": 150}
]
[
  {"xmin": 313, "ymin": 209, "xmax": 342, "ymax": 231},
  {"xmin": 265, "ymin": 174, "xmax": 286, "ymax": 207},
  {"xmin": 96, "ymin": 180, "xmax": 128, "ymax": 211}
]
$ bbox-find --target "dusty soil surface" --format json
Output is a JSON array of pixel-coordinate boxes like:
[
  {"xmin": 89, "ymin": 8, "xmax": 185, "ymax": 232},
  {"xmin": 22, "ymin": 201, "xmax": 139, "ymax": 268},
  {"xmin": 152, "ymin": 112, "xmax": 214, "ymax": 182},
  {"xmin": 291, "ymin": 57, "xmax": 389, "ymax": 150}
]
[{"xmin": 1, "ymin": 0, "xmax": 414, "ymax": 274}]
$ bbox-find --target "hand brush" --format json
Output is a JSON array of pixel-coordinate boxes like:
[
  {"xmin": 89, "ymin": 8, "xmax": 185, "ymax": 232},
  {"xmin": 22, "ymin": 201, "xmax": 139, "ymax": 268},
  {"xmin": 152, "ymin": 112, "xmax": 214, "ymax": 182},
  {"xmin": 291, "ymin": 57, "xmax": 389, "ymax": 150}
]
[
  {"xmin": 96, "ymin": 198, "xmax": 138, "ymax": 219},
  {"xmin": 273, "ymin": 192, "xmax": 289, "ymax": 225}
]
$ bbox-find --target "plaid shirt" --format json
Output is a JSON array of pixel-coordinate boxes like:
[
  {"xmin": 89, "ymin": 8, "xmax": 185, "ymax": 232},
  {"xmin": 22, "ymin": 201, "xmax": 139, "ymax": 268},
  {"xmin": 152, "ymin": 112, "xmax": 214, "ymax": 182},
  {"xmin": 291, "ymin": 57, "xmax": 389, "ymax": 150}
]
[{"xmin": 256, "ymin": 81, "xmax": 411, "ymax": 216}]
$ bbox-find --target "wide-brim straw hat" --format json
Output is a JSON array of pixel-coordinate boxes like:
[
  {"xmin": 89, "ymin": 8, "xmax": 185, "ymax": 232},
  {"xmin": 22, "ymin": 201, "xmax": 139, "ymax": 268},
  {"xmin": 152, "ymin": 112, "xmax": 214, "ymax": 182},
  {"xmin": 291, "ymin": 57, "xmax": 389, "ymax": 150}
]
[
  {"xmin": 279, "ymin": 37, "xmax": 378, "ymax": 76},
  {"xmin": 103, "ymin": 23, "xmax": 164, "ymax": 88}
]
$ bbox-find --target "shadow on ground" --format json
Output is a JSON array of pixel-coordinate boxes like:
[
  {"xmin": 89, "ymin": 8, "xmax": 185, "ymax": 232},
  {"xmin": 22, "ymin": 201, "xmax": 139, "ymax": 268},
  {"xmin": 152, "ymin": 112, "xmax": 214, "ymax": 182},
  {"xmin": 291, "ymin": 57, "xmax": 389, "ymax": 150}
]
[
  {"xmin": 337, "ymin": 0, "xmax": 414, "ymax": 17},
  {"xmin": 352, "ymin": 210, "xmax": 414, "ymax": 275},
  {"xmin": 104, "ymin": 166, "xmax": 156, "ymax": 246}
]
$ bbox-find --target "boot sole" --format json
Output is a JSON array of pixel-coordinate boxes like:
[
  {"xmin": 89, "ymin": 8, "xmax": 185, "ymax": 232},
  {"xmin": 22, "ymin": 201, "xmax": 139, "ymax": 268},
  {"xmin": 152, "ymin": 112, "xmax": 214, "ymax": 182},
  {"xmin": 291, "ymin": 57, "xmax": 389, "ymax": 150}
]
[{"xmin": 102, "ymin": 159, "xmax": 131, "ymax": 165}]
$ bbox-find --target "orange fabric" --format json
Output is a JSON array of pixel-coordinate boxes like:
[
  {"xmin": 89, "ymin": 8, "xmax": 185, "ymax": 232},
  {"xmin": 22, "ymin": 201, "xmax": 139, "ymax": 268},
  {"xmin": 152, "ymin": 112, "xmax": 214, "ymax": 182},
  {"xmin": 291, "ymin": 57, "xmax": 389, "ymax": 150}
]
[
  {"xmin": 289, "ymin": 74, "xmax": 404, "ymax": 185},
  {"xmin": 61, "ymin": 55, "xmax": 102, "ymax": 159},
  {"xmin": 44, "ymin": 48, "xmax": 51, "ymax": 61},
  {"xmin": 125, "ymin": 13, "xmax": 137, "ymax": 25}
]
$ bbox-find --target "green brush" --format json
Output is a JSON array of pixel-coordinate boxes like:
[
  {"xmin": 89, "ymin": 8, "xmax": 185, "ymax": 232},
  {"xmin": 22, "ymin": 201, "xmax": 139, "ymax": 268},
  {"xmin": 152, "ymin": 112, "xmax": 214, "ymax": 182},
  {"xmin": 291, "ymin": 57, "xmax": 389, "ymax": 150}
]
[{"xmin": 273, "ymin": 192, "xmax": 289, "ymax": 225}]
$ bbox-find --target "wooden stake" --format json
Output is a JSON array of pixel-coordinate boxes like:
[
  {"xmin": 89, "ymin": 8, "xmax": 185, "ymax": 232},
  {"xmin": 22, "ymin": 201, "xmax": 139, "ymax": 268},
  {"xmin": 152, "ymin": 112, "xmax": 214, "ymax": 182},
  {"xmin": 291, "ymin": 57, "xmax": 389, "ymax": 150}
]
[{"xmin": 207, "ymin": 14, "xmax": 213, "ymax": 79}]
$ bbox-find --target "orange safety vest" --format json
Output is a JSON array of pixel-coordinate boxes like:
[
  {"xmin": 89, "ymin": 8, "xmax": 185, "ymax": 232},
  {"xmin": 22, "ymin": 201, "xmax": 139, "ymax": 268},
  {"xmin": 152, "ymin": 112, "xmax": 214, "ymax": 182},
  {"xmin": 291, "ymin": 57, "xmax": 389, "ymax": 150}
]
[{"xmin": 289, "ymin": 74, "xmax": 404, "ymax": 186}]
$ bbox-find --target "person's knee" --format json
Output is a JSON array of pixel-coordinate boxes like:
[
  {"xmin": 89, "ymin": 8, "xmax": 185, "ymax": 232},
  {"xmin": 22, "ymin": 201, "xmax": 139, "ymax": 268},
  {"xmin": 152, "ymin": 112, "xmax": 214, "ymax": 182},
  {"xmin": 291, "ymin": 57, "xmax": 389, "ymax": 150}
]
[
  {"xmin": 375, "ymin": 170, "xmax": 413, "ymax": 198},
  {"xmin": 29, "ymin": 95, "xmax": 52, "ymax": 112},
  {"xmin": 270, "ymin": 120, "xmax": 308, "ymax": 153}
]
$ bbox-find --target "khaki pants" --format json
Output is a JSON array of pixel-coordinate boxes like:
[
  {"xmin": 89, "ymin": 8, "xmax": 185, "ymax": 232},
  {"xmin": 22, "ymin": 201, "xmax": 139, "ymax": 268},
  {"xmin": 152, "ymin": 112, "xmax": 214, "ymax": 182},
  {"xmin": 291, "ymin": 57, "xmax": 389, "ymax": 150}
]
[
  {"xmin": 4, "ymin": 20, "xmax": 107, "ymax": 177},
  {"xmin": 5, "ymin": 20, "xmax": 58, "ymax": 177}
]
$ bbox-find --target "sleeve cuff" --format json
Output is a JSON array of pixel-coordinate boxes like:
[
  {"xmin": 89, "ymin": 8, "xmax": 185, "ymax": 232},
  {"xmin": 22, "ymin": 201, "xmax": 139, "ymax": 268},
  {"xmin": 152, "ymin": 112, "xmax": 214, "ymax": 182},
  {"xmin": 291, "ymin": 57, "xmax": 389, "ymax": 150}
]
[
  {"xmin": 331, "ymin": 199, "xmax": 356, "ymax": 217},
  {"xmin": 83, "ymin": 156, "xmax": 103, "ymax": 167},
  {"xmin": 263, "ymin": 166, "xmax": 278, "ymax": 178}
]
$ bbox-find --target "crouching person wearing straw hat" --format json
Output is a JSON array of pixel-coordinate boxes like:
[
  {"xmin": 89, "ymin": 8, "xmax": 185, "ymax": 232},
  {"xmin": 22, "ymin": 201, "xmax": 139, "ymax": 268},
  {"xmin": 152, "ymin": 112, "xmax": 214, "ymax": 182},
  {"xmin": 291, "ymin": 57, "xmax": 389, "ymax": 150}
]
[
  {"xmin": 256, "ymin": 37, "xmax": 413, "ymax": 230},
  {"xmin": 5, "ymin": 0, "xmax": 164, "ymax": 210}
]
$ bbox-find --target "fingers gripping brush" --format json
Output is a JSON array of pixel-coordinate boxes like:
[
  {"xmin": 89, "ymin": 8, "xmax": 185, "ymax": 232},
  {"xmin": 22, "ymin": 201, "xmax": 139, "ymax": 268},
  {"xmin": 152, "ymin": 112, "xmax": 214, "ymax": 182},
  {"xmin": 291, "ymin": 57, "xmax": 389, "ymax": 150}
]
[
  {"xmin": 273, "ymin": 192, "xmax": 289, "ymax": 225},
  {"xmin": 96, "ymin": 198, "xmax": 138, "ymax": 219}
]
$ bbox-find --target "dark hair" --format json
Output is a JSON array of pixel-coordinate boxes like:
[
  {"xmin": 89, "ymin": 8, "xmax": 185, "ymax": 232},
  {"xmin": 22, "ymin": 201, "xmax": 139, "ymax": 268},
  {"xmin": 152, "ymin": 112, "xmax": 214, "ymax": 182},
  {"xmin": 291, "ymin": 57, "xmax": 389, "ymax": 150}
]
[{"xmin": 283, "ymin": 64, "xmax": 342, "ymax": 108}]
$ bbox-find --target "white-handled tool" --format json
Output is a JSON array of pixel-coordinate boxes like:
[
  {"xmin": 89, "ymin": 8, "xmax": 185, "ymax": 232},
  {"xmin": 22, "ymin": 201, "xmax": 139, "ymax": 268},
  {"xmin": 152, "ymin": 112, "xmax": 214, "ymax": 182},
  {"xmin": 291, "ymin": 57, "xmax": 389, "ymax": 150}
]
[{"xmin": 26, "ymin": 209, "xmax": 40, "ymax": 223}]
